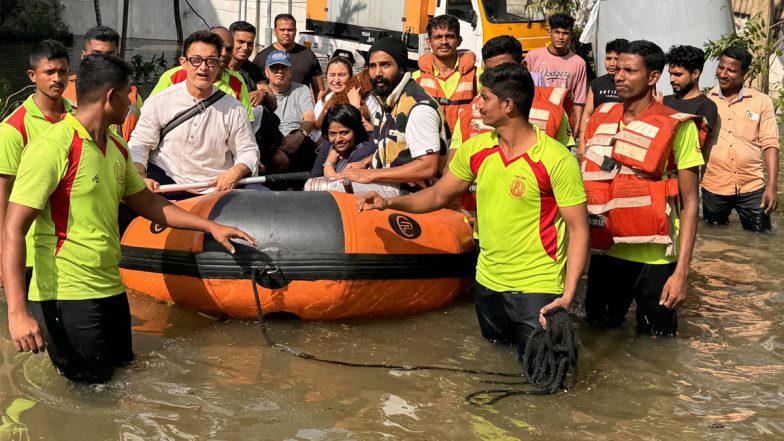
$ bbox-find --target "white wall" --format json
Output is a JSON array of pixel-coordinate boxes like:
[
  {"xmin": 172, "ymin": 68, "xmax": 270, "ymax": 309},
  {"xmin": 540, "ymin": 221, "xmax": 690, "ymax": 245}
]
[{"xmin": 60, "ymin": 0, "xmax": 306, "ymax": 46}]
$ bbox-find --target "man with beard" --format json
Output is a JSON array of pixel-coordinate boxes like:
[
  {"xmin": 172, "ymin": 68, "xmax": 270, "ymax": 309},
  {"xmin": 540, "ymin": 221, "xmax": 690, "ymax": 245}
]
[
  {"xmin": 663, "ymin": 45, "xmax": 718, "ymax": 147},
  {"xmin": 355, "ymin": 63, "xmax": 589, "ymax": 359},
  {"xmin": 0, "ymin": 40, "xmax": 72, "ymax": 287},
  {"xmin": 413, "ymin": 14, "xmax": 478, "ymax": 133},
  {"xmin": 701, "ymin": 46, "xmax": 779, "ymax": 232},
  {"xmin": 582, "ymin": 40, "xmax": 703, "ymax": 337},
  {"xmin": 333, "ymin": 37, "xmax": 446, "ymax": 194}
]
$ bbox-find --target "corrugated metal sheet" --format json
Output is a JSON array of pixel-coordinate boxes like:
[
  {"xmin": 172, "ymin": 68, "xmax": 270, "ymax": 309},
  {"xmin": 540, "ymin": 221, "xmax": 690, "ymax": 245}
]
[{"xmin": 732, "ymin": 0, "xmax": 784, "ymax": 19}]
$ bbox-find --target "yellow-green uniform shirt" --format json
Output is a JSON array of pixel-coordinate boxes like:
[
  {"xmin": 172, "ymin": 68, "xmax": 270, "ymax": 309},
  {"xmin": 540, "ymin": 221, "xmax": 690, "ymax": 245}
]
[
  {"xmin": 607, "ymin": 120, "xmax": 704, "ymax": 265},
  {"xmin": 149, "ymin": 66, "xmax": 254, "ymax": 121},
  {"xmin": 10, "ymin": 114, "xmax": 147, "ymax": 301},
  {"xmin": 450, "ymin": 127, "xmax": 586, "ymax": 293},
  {"xmin": 0, "ymin": 94, "xmax": 73, "ymax": 266}
]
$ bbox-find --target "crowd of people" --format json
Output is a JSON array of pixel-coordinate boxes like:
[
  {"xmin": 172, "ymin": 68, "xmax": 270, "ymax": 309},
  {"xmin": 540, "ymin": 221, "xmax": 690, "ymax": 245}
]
[{"xmin": 1, "ymin": 12, "xmax": 779, "ymax": 384}]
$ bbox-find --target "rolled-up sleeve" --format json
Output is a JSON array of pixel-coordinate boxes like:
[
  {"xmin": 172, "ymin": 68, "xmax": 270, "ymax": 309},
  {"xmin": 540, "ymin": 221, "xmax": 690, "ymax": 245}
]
[
  {"xmin": 128, "ymin": 97, "xmax": 162, "ymax": 166},
  {"xmin": 759, "ymin": 95, "xmax": 780, "ymax": 151},
  {"xmin": 228, "ymin": 106, "xmax": 260, "ymax": 174}
]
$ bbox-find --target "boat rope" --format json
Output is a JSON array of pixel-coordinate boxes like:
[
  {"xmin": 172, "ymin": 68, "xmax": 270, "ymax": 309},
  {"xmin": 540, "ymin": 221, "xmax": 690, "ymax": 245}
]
[{"xmin": 249, "ymin": 266, "xmax": 578, "ymax": 405}]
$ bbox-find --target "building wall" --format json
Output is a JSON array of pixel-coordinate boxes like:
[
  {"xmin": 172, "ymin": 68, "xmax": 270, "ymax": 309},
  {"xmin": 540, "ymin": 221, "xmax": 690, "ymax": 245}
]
[{"xmin": 60, "ymin": 0, "xmax": 306, "ymax": 46}]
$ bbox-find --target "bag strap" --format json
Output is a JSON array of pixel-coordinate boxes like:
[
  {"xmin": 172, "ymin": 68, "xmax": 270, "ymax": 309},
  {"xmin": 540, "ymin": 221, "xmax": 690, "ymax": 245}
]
[{"xmin": 159, "ymin": 90, "xmax": 226, "ymax": 142}]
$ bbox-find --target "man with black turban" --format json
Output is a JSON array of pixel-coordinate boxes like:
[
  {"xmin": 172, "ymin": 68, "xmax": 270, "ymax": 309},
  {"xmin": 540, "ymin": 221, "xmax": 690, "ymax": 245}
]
[{"xmin": 334, "ymin": 37, "xmax": 447, "ymax": 194}]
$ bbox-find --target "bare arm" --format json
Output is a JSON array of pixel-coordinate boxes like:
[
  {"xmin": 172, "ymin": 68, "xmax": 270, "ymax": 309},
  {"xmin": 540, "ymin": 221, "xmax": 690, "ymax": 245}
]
[
  {"xmin": 762, "ymin": 147, "xmax": 779, "ymax": 214},
  {"xmin": 539, "ymin": 203, "xmax": 590, "ymax": 325},
  {"xmin": 335, "ymin": 154, "xmax": 440, "ymax": 184},
  {"xmin": 578, "ymin": 89, "xmax": 595, "ymax": 158},
  {"xmin": 0, "ymin": 175, "xmax": 15, "ymax": 285},
  {"xmin": 123, "ymin": 188, "xmax": 257, "ymax": 254},
  {"xmin": 2, "ymin": 203, "xmax": 44, "ymax": 353},
  {"xmin": 571, "ymin": 104, "xmax": 585, "ymax": 141},
  {"xmin": 660, "ymin": 167, "xmax": 699, "ymax": 309},
  {"xmin": 356, "ymin": 169, "xmax": 472, "ymax": 213}
]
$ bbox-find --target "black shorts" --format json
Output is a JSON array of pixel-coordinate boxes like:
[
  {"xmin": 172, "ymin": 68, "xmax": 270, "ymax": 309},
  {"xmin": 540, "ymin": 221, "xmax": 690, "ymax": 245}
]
[
  {"xmin": 28, "ymin": 293, "xmax": 134, "ymax": 383},
  {"xmin": 473, "ymin": 283, "xmax": 560, "ymax": 360},
  {"xmin": 702, "ymin": 187, "xmax": 771, "ymax": 232},
  {"xmin": 585, "ymin": 254, "xmax": 678, "ymax": 336}
]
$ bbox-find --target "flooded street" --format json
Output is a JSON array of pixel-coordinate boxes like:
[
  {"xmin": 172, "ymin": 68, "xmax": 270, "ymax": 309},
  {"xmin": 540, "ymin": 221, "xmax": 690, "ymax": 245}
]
[
  {"xmin": 1, "ymin": 196, "xmax": 783, "ymax": 440},
  {"xmin": 0, "ymin": 38, "xmax": 782, "ymax": 441}
]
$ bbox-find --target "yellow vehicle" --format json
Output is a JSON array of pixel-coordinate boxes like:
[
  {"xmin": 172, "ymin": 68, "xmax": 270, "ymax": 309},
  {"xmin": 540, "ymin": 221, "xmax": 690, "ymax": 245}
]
[{"xmin": 301, "ymin": 0, "xmax": 550, "ymax": 64}]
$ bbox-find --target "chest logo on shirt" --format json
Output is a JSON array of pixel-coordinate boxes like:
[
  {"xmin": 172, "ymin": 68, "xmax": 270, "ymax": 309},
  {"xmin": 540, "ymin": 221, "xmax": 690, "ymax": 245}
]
[
  {"xmin": 509, "ymin": 175, "xmax": 526, "ymax": 199},
  {"xmin": 92, "ymin": 175, "xmax": 100, "ymax": 184},
  {"xmin": 115, "ymin": 162, "xmax": 125, "ymax": 186}
]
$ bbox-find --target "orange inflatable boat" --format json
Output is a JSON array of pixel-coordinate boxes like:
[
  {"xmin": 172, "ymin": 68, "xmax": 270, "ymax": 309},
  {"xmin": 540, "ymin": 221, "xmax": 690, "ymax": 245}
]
[{"xmin": 120, "ymin": 190, "xmax": 476, "ymax": 320}]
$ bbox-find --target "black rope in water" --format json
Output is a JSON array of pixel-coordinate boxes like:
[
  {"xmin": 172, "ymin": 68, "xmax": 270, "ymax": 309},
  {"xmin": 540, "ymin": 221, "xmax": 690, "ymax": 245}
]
[
  {"xmin": 250, "ymin": 267, "xmax": 521, "ymax": 376},
  {"xmin": 250, "ymin": 267, "xmax": 579, "ymax": 405},
  {"xmin": 465, "ymin": 307, "xmax": 579, "ymax": 405}
]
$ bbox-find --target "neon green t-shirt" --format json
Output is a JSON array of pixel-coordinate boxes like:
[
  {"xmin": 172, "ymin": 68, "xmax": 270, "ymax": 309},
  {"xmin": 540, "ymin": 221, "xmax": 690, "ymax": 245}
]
[
  {"xmin": 450, "ymin": 127, "xmax": 586, "ymax": 293},
  {"xmin": 0, "ymin": 94, "xmax": 73, "ymax": 267},
  {"xmin": 607, "ymin": 120, "xmax": 704, "ymax": 264},
  {"xmin": 149, "ymin": 66, "xmax": 254, "ymax": 121},
  {"xmin": 10, "ymin": 114, "xmax": 147, "ymax": 301}
]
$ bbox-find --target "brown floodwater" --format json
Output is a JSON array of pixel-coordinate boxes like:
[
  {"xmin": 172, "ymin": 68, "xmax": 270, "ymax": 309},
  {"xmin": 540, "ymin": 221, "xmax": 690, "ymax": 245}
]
[
  {"xmin": 2, "ymin": 184, "xmax": 783, "ymax": 440},
  {"xmin": 0, "ymin": 40, "xmax": 782, "ymax": 441}
]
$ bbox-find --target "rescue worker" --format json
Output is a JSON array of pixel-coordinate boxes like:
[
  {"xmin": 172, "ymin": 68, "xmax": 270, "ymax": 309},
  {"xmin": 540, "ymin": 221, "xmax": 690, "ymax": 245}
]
[
  {"xmin": 582, "ymin": 40, "xmax": 704, "ymax": 336},
  {"xmin": 356, "ymin": 63, "xmax": 589, "ymax": 359},
  {"xmin": 413, "ymin": 14, "xmax": 479, "ymax": 134},
  {"xmin": 63, "ymin": 25, "xmax": 142, "ymax": 142},
  {"xmin": 0, "ymin": 40, "xmax": 73, "ymax": 288}
]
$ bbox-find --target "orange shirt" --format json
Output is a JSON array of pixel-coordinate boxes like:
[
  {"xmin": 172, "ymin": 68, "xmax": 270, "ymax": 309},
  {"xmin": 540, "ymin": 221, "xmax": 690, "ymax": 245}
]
[{"xmin": 702, "ymin": 85, "xmax": 780, "ymax": 195}]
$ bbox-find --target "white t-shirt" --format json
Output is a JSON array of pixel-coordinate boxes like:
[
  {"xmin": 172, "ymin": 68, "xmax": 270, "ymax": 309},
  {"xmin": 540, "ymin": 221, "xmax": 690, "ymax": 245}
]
[{"xmin": 405, "ymin": 105, "xmax": 441, "ymax": 158}]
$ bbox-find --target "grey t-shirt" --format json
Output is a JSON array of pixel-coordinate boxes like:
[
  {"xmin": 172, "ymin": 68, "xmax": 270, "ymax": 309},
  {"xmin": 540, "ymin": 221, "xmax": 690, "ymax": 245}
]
[{"xmin": 275, "ymin": 82, "xmax": 314, "ymax": 135}]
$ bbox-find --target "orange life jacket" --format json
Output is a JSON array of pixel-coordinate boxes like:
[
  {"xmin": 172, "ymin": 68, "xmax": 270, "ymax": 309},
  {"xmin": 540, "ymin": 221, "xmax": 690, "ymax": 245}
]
[
  {"xmin": 458, "ymin": 89, "xmax": 566, "ymax": 143},
  {"xmin": 416, "ymin": 52, "xmax": 478, "ymax": 133},
  {"xmin": 537, "ymin": 86, "xmax": 573, "ymax": 128},
  {"xmin": 582, "ymin": 100, "xmax": 705, "ymax": 255},
  {"xmin": 63, "ymin": 74, "xmax": 141, "ymax": 142}
]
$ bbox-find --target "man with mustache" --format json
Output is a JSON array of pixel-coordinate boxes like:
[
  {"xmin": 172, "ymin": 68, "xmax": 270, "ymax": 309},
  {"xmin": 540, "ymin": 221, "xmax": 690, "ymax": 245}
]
[
  {"xmin": 129, "ymin": 31, "xmax": 259, "ymax": 199},
  {"xmin": 701, "ymin": 46, "xmax": 779, "ymax": 232},
  {"xmin": 253, "ymin": 14, "xmax": 324, "ymax": 101},
  {"xmin": 582, "ymin": 40, "xmax": 703, "ymax": 337},
  {"xmin": 412, "ymin": 14, "xmax": 478, "ymax": 134},
  {"xmin": 0, "ymin": 40, "xmax": 72, "ymax": 288},
  {"xmin": 662, "ymin": 45, "xmax": 717, "ymax": 146},
  {"xmin": 149, "ymin": 27, "xmax": 254, "ymax": 122},
  {"xmin": 62, "ymin": 26, "xmax": 143, "ymax": 142},
  {"xmin": 334, "ymin": 37, "xmax": 447, "ymax": 194},
  {"xmin": 355, "ymin": 63, "xmax": 589, "ymax": 360}
]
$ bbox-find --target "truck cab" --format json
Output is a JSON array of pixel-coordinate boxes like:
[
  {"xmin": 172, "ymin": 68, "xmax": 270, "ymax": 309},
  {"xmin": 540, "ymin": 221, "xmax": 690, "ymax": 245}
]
[{"xmin": 302, "ymin": 0, "xmax": 550, "ymax": 67}]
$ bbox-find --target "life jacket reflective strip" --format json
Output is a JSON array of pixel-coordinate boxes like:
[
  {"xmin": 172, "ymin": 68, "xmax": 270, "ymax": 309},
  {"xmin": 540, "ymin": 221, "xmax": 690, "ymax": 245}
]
[
  {"xmin": 416, "ymin": 52, "xmax": 478, "ymax": 133},
  {"xmin": 537, "ymin": 86, "xmax": 573, "ymax": 127},
  {"xmin": 582, "ymin": 100, "xmax": 704, "ymax": 255}
]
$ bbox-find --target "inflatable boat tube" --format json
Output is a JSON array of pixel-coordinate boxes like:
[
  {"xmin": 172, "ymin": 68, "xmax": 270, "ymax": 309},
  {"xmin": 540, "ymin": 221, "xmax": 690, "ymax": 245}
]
[{"xmin": 120, "ymin": 190, "xmax": 476, "ymax": 320}]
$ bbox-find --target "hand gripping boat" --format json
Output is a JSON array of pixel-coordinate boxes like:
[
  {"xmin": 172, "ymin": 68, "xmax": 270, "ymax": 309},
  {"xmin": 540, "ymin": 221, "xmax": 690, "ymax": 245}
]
[{"xmin": 120, "ymin": 191, "xmax": 476, "ymax": 320}]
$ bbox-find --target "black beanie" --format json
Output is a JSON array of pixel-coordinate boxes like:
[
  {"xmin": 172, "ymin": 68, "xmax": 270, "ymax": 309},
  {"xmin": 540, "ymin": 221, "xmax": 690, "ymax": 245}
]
[{"xmin": 368, "ymin": 37, "xmax": 408, "ymax": 69}]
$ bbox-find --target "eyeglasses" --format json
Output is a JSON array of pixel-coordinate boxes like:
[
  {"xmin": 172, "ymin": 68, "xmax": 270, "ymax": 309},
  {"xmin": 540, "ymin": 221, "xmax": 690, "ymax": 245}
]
[{"xmin": 187, "ymin": 56, "xmax": 221, "ymax": 68}]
